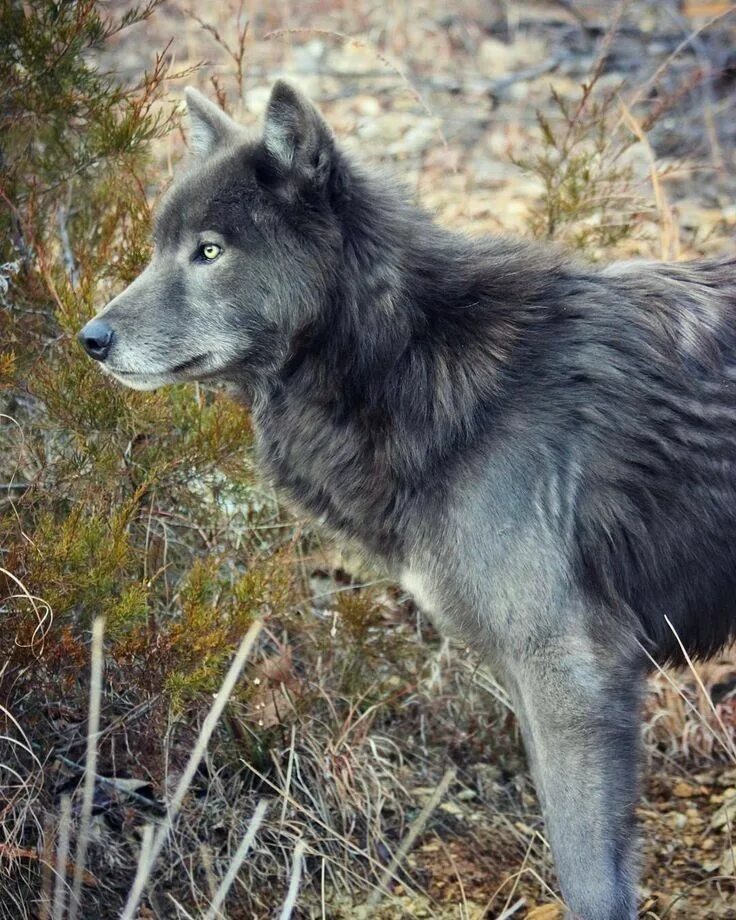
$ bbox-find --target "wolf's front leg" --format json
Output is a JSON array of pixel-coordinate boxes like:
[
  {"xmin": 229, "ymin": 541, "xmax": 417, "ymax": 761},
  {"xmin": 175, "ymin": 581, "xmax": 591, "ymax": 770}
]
[{"xmin": 502, "ymin": 643, "xmax": 644, "ymax": 920}]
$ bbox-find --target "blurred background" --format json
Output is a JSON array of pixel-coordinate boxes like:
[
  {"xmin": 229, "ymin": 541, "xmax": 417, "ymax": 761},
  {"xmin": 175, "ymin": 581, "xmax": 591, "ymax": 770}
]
[{"xmin": 1, "ymin": 1, "xmax": 736, "ymax": 918}]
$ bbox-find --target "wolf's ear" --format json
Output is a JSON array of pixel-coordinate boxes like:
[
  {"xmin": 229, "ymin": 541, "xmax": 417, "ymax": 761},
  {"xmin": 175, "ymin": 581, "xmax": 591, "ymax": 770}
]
[
  {"xmin": 262, "ymin": 81, "xmax": 333, "ymax": 177},
  {"xmin": 184, "ymin": 87, "xmax": 239, "ymax": 158}
]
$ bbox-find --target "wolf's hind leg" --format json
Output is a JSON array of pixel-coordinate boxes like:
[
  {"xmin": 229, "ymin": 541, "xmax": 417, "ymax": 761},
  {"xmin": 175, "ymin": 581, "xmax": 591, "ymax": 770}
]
[{"xmin": 503, "ymin": 643, "xmax": 643, "ymax": 920}]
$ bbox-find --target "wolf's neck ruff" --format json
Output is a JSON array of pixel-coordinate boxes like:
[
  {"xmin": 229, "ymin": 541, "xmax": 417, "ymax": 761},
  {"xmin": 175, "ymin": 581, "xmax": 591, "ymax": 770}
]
[{"xmin": 247, "ymin": 162, "xmax": 570, "ymax": 559}]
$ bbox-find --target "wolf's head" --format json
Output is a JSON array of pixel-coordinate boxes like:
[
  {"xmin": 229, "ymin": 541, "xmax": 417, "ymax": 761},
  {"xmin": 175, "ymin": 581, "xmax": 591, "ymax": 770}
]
[{"xmin": 78, "ymin": 82, "xmax": 348, "ymax": 391}]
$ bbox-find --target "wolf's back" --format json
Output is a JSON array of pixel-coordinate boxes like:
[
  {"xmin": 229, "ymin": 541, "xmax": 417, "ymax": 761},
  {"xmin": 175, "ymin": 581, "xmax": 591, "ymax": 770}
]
[{"xmin": 563, "ymin": 257, "xmax": 736, "ymax": 661}]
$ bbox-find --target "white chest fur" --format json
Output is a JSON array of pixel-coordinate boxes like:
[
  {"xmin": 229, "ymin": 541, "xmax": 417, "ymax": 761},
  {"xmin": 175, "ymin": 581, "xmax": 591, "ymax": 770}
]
[{"xmin": 400, "ymin": 568, "xmax": 440, "ymax": 620}]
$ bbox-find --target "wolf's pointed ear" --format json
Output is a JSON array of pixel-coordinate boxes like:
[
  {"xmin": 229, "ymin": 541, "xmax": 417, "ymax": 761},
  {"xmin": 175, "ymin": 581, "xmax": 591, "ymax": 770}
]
[
  {"xmin": 262, "ymin": 81, "xmax": 333, "ymax": 177},
  {"xmin": 184, "ymin": 87, "xmax": 239, "ymax": 158}
]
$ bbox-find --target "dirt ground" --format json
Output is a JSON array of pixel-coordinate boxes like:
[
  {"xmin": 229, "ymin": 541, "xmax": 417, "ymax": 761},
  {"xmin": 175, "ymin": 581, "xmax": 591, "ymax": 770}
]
[{"xmin": 89, "ymin": 1, "xmax": 736, "ymax": 917}]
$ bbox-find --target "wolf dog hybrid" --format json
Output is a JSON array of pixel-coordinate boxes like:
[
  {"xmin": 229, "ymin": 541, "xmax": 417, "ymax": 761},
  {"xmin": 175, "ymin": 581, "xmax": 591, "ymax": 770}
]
[{"xmin": 79, "ymin": 83, "xmax": 736, "ymax": 919}]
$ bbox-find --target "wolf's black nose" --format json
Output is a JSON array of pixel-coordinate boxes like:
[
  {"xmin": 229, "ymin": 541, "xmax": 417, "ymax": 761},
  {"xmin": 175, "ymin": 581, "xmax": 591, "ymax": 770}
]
[{"xmin": 78, "ymin": 319, "xmax": 113, "ymax": 361}]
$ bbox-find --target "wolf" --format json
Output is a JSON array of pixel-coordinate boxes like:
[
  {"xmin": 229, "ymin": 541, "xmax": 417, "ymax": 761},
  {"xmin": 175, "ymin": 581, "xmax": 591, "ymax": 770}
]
[{"xmin": 78, "ymin": 82, "xmax": 736, "ymax": 919}]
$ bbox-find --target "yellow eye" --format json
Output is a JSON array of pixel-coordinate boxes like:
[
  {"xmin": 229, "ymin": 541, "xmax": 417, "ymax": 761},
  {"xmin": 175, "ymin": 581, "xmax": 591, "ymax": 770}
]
[{"xmin": 200, "ymin": 243, "xmax": 222, "ymax": 261}]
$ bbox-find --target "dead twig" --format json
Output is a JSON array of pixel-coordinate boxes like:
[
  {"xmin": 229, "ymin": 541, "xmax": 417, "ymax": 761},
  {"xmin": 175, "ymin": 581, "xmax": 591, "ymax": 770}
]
[
  {"xmin": 120, "ymin": 620, "xmax": 263, "ymax": 920},
  {"xmin": 367, "ymin": 767, "xmax": 456, "ymax": 909},
  {"xmin": 68, "ymin": 618, "xmax": 105, "ymax": 920}
]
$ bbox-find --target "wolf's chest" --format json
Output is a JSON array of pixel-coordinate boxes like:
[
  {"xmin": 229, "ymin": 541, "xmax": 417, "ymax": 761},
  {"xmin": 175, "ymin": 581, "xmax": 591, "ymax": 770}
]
[{"xmin": 255, "ymin": 423, "xmax": 407, "ymax": 560}]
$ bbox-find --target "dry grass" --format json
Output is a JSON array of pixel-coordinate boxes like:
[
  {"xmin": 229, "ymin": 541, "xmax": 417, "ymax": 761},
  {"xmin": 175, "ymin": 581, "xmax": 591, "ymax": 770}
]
[{"xmin": 2, "ymin": 572, "xmax": 537, "ymax": 918}]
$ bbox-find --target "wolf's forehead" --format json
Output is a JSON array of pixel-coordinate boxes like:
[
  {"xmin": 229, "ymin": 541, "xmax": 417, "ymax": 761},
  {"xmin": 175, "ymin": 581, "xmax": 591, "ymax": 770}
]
[{"xmin": 153, "ymin": 148, "xmax": 260, "ymax": 247}]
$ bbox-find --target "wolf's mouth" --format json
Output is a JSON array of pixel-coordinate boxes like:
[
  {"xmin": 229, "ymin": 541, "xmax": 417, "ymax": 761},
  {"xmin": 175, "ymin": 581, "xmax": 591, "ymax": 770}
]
[
  {"xmin": 102, "ymin": 353, "xmax": 214, "ymax": 391},
  {"xmin": 170, "ymin": 353, "xmax": 212, "ymax": 374},
  {"xmin": 106, "ymin": 353, "xmax": 211, "ymax": 379}
]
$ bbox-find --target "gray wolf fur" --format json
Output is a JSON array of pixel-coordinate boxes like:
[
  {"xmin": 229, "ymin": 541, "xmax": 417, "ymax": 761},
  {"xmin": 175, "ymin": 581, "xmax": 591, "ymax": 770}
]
[{"xmin": 79, "ymin": 83, "xmax": 736, "ymax": 919}]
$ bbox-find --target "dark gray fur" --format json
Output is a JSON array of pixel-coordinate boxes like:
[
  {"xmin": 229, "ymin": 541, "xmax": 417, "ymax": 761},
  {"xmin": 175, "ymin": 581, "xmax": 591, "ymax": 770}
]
[{"xmin": 79, "ymin": 83, "xmax": 736, "ymax": 919}]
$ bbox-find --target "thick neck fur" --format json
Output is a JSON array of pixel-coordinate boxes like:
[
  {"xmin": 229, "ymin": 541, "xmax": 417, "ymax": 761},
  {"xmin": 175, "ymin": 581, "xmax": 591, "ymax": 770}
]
[{"xmin": 245, "ymin": 162, "xmax": 570, "ymax": 559}]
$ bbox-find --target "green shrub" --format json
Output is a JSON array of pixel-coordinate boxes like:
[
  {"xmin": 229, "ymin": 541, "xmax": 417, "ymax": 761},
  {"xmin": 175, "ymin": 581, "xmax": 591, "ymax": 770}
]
[{"xmin": 0, "ymin": 0, "xmax": 269, "ymax": 692}]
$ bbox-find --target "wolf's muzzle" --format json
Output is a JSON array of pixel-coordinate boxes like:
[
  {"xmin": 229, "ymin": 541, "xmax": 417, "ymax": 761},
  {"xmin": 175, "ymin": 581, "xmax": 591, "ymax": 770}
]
[{"xmin": 78, "ymin": 319, "xmax": 114, "ymax": 361}]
